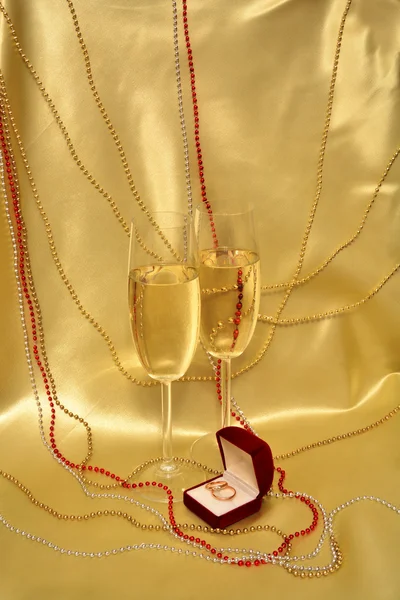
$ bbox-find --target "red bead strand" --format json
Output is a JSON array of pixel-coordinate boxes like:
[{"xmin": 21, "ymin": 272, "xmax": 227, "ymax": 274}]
[
  {"xmin": 1, "ymin": 110, "xmax": 319, "ymax": 566},
  {"xmin": 182, "ymin": 0, "xmax": 217, "ymax": 246},
  {"xmin": 180, "ymin": 5, "xmax": 251, "ymax": 420},
  {"xmin": 230, "ymin": 268, "xmax": 243, "ymax": 354},
  {"xmin": 167, "ymin": 468, "xmax": 318, "ymax": 567},
  {"xmin": 0, "ymin": 110, "xmax": 100, "ymax": 471}
]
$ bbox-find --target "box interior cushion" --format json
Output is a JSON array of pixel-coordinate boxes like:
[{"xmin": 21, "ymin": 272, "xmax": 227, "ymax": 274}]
[
  {"xmin": 185, "ymin": 437, "xmax": 262, "ymax": 517},
  {"xmin": 185, "ymin": 473, "xmax": 258, "ymax": 517}
]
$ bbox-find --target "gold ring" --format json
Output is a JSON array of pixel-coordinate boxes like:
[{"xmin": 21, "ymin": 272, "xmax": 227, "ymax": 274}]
[
  {"xmin": 211, "ymin": 485, "xmax": 236, "ymax": 501},
  {"xmin": 205, "ymin": 480, "xmax": 228, "ymax": 491}
]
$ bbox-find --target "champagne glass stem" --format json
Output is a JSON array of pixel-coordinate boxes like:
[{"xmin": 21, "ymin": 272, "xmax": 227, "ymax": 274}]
[
  {"xmin": 220, "ymin": 357, "xmax": 231, "ymax": 428},
  {"xmin": 160, "ymin": 381, "xmax": 176, "ymax": 474}
]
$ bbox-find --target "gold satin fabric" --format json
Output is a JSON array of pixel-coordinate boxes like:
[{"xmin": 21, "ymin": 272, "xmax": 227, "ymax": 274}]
[{"xmin": 1, "ymin": 0, "xmax": 400, "ymax": 598}]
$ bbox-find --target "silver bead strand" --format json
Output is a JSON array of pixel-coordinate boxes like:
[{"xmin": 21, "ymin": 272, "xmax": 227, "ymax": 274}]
[
  {"xmin": 0, "ymin": 145, "xmax": 341, "ymax": 569},
  {"xmin": 172, "ymin": 0, "xmax": 193, "ymax": 218},
  {"xmin": 171, "ymin": 2, "xmax": 255, "ymax": 417},
  {"xmin": 2, "ymin": 108, "xmax": 400, "ymax": 571}
]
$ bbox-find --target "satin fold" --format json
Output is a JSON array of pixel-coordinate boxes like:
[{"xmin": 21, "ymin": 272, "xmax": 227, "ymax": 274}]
[{"xmin": 0, "ymin": 0, "xmax": 399, "ymax": 598}]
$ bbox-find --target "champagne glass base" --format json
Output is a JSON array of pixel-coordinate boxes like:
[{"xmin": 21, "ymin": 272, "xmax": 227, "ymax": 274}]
[
  {"xmin": 190, "ymin": 433, "xmax": 225, "ymax": 473},
  {"xmin": 136, "ymin": 461, "xmax": 207, "ymax": 503}
]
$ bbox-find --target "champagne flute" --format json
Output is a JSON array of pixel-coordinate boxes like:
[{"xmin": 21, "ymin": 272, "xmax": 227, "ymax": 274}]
[
  {"xmin": 128, "ymin": 211, "xmax": 202, "ymax": 501},
  {"xmin": 191, "ymin": 205, "xmax": 260, "ymax": 466}
]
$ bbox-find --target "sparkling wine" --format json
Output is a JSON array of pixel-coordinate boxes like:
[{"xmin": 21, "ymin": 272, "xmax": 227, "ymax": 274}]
[
  {"xmin": 128, "ymin": 264, "xmax": 200, "ymax": 381},
  {"xmin": 199, "ymin": 248, "xmax": 260, "ymax": 358}
]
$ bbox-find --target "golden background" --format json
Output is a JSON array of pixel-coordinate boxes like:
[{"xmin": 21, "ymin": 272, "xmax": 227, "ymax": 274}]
[{"xmin": 0, "ymin": 0, "xmax": 399, "ymax": 598}]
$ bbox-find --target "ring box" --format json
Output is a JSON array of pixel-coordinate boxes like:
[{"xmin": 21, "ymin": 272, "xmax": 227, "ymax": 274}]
[{"xmin": 183, "ymin": 426, "xmax": 274, "ymax": 529}]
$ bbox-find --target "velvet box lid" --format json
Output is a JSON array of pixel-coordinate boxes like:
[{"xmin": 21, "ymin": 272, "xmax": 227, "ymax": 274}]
[
  {"xmin": 216, "ymin": 426, "xmax": 274, "ymax": 496},
  {"xmin": 183, "ymin": 426, "xmax": 274, "ymax": 529}
]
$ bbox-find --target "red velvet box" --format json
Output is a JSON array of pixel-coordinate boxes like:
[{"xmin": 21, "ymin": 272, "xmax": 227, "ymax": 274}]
[{"xmin": 183, "ymin": 426, "xmax": 274, "ymax": 529}]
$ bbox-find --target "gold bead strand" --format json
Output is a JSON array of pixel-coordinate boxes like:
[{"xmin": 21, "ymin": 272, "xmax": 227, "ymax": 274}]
[
  {"xmin": 228, "ymin": 1, "xmax": 355, "ymax": 380},
  {"xmin": 0, "ymin": 75, "xmax": 213, "ymax": 389},
  {"xmin": 0, "ymin": 72, "xmax": 155, "ymax": 389},
  {"xmin": 259, "ymin": 263, "xmax": 400, "ymax": 326},
  {"xmin": 290, "ymin": 1, "xmax": 354, "ymax": 285},
  {"xmin": 65, "ymin": 0, "xmax": 181, "ymax": 261},
  {"xmin": 261, "ymin": 147, "xmax": 400, "ymax": 291},
  {"xmin": 273, "ymin": 406, "xmax": 400, "ymax": 461},
  {"xmin": 0, "ymin": 470, "xmax": 157, "ymax": 530},
  {"xmin": 0, "ymin": 468, "xmax": 289, "ymax": 542},
  {"xmin": 0, "ymin": 98, "xmax": 94, "ymax": 466},
  {"xmin": 0, "ymin": 3, "xmax": 168, "ymax": 263},
  {"xmin": 0, "ymin": 0, "xmax": 375, "ymax": 389}
]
